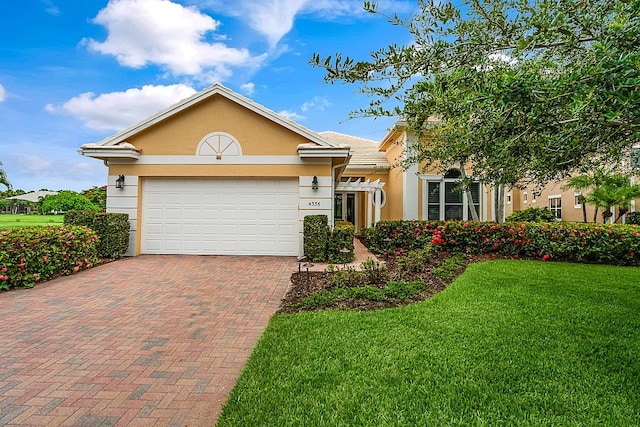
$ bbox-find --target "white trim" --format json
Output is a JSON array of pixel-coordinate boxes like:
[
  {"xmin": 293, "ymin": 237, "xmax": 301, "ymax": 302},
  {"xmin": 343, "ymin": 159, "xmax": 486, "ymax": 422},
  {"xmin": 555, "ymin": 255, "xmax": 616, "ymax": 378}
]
[
  {"xmin": 336, "ymin": 177, "xmax": 385, "ymax": 192},
  {"xmin": 297, "ymin": 148, "xmax": 352, "ymax": 158},
  {"xmin": 79, "ymin": 148, "xmax": 140, "ymax": 159},
  {"xmin": 574, "ymin": 192, "xmax": 582, "ymax": 208},
  {"xmin": 108, "ymin": 155, "xmax": 329, "ymax": 165}
]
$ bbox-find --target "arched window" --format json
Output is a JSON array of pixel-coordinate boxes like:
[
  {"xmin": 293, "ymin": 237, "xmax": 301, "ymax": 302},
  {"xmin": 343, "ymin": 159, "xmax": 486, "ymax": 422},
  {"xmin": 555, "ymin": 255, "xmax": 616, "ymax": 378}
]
[{"xmin": 196, "ymin": 132, "xmax": 242, "ymax": 159}]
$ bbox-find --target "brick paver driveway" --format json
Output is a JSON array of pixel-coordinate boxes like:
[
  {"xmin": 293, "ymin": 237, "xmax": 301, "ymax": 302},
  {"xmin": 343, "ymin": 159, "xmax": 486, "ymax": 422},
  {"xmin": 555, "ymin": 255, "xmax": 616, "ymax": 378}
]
[{"xmin": 0, "ymin": 255, "xmax": 294, "ymax": 426}]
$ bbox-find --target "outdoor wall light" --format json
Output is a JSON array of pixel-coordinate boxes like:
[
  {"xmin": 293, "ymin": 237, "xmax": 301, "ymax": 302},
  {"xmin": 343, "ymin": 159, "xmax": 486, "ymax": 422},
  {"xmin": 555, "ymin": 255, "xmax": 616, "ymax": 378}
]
[
  {"xmin": 312, "ymin": 176, "xmax": 319, "ymax": 190},
  {"xmin": 115, "ymin": 175, "xmax": 125, "ymax": 189}
]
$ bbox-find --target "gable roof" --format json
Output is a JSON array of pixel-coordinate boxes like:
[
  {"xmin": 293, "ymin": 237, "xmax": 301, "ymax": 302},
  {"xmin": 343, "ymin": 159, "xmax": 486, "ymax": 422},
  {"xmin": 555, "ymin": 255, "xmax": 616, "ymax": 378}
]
[
  {"xmin": 319, "ymin": 131, "xmax": 390, "ymax": 170},
  {"xmin": 84, "ymin": 83, "xmax": 341, "ymax": 150}
]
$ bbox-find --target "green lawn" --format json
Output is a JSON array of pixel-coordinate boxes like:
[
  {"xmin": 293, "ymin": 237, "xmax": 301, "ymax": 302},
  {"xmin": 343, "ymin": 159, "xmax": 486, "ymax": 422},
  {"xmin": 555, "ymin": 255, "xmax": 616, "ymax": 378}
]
[
  {"xmin": 218, "ymin": 260, "xmax": 640, "ymax": 426},
  {"xmin": 0, "ymin": 214, "xmax": 64, "ymax": 229}
]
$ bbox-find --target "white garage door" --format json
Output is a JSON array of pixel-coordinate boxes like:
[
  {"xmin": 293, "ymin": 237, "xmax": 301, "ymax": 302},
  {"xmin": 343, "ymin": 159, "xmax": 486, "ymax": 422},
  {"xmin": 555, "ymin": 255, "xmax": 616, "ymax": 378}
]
[{"xmin": 142, "ymin": 178, "xmax": 299, "ymax": 255}]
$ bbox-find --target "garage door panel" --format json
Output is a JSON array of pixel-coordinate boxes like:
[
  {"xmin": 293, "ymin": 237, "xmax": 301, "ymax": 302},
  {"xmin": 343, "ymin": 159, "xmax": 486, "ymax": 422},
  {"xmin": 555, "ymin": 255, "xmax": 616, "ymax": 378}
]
[{"xmin": 142, "ymin": 178, "xmax": 298, "ymax": 255}]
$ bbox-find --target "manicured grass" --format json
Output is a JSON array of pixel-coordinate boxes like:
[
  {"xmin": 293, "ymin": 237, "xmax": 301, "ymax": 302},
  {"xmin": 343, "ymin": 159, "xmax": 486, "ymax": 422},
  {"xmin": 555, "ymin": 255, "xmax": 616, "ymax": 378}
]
[
  {"xmin": 218, "ymin": 260, "xmax": 640, "ymax": 426},
  {"xmin": 0, "ymin": 214, "xmax": 64, "ymax": 229}
]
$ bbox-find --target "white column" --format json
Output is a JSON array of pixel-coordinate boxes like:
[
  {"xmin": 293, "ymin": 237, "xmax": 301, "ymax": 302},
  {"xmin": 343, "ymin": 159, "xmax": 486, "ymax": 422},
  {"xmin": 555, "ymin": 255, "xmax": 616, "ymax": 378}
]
[
  {"xmin": 367, "ymin": 190, "xmax": 373, "ymax": 227},
  {"xmin": 374, "ymin": 188, "xmax": 382, "ymax": 224}
]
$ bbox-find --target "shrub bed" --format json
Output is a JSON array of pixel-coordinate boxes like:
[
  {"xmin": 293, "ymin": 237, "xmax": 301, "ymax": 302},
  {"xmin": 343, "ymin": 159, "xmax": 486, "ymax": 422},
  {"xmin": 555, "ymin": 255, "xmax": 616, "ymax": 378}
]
[
  {"xmin": 363, "ymin": 220, "xmax": 640, "ymax": 266},
  {"xmin": 0, "ymin": 225, "xmax": 99, "ymax": 290}
]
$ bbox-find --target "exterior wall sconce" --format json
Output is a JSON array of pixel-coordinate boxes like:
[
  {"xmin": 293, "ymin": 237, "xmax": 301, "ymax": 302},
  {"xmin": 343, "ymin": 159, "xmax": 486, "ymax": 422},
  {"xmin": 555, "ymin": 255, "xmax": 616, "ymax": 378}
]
[
  {"xmin": 312, "ymin": 176, "xmax": 319, "ymax": 190},
  {"xmin": 115, "ymin": 175, "xmax": 125, "ymax": 189}
]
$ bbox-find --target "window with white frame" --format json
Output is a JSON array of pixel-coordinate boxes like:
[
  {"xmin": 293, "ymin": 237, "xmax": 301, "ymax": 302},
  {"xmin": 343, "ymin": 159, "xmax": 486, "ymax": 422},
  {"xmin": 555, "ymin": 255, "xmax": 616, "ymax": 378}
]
[
  {"xmin": 523, "ymin": 192, "xmax": 528, "ymax": 204},
  {"xmin": 549, "ymin": 195, "xmax": 562, "ymax": 220},
  {"xmin": 506, "ymin": 193, "xmax": 512, "ymax": 204},
  {"xmin": 574, "ymin": 192, "xmax": 582, "ymax": 208},
  {"xmin": 423, "ymin": 169, "xmax": 481, "ymax": 220}
]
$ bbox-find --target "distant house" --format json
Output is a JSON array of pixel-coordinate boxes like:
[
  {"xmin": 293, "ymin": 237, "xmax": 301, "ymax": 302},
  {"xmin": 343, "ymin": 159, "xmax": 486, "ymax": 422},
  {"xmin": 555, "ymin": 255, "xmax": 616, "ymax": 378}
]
[{"xmin": 2, "ymin": 191, "xmax": 59, "ymax": 214}]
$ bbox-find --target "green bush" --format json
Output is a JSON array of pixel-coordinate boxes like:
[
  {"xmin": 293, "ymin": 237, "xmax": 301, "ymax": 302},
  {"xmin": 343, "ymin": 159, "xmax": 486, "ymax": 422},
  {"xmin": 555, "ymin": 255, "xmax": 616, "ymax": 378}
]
[
  {"xmin": 303, "ymin": 215, "xmax": 329, "ymax": 262},
  {"xmin": 296, "ymin": 280, "xmax": 428, "ymax": 309},
  {"xmin": 64, "ymin": 211, "xmax": 129, "ymax": 259},
  {"xmin": 506, "ymin": 207, "xmax": 557, "ymax": 222},
  {"xmin": 364, "ymin": 220, "xmax": 640, "ymax": 266},
  {"xmin": 395, "ymin": 246, "xmax": 434, "ymax": 273},
  {"xmin": 328, "ymin": 224, "xmax": 355, "ymax": 264},
  {"xmin": 627, "ymin": 212, "xmax": 640, "ymax": 225},
  {"xmin": 0, "ymin": 225, "xmax": 99, "ymax": 290}
]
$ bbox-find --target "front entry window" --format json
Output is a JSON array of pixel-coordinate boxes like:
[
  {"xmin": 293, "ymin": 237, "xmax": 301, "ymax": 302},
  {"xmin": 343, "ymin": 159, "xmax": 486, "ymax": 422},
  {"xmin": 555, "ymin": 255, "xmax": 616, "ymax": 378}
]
[{"xmin": 424, "ymin": 170, "xmax": 481, "ymax": 221}]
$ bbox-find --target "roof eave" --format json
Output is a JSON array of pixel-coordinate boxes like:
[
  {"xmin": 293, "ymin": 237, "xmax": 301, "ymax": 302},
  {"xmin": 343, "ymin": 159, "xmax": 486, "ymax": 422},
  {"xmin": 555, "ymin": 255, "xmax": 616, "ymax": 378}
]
[{"xmin": 79, "ymin": 148, "xmax": 140, "ymax": 160}]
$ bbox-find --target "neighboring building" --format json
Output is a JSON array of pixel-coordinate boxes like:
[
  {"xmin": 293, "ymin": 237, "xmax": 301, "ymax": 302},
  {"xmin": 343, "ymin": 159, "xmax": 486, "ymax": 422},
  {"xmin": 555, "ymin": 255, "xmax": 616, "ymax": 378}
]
[{"xmin": 2, "ymin": 191, "xmax": 59, "ymax": 214}]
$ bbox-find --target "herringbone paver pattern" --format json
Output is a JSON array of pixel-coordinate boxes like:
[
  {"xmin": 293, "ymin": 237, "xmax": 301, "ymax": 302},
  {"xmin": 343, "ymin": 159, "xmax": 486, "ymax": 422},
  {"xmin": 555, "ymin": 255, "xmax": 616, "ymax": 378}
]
[{"xmin": 0, "ymin": 255, "xmax": 294, "ymax": 426}]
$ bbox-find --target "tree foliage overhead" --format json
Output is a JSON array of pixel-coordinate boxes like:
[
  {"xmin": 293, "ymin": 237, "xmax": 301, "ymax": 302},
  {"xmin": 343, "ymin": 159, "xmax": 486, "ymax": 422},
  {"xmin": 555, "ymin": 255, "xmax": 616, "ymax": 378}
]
[{"xmin": 311, "ymin": 0, "xmax": 640, "ymax": 186}]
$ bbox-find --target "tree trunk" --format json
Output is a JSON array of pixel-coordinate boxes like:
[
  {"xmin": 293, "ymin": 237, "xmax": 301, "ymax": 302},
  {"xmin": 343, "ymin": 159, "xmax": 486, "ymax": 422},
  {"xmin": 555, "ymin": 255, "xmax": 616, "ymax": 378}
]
[
  {"xmin": 496, "ymin": 184, "xmax": 505, "ymax": 223},
  {"xmin": 459, "ymin": 167, "xmax": 479, "ymax": 221},
  {"xmin": 579, "ymin": 196, "xmax": 587, "ymax": 222}
]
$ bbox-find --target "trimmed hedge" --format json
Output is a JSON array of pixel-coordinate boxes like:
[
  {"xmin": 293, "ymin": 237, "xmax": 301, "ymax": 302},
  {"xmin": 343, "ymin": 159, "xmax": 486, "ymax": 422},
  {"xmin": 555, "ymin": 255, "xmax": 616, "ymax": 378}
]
[
  {"xmin": 303, "ymin": 215, "xmax": 355, "ymax": 263},
  {"xmin": 64, "ymin": 211, "xmax": 129, "ymax": 259},
  {"xmin": 304, "ymin": 215, "xmax": 329, "ymax": 262},
  {"xmin": 0, "ymin": 225, "xmax": 99, "ymax": 290},
  {"xmin": 328, "ymin": 224, "xmax": 355, "ymax": 264},
  {"xmin": 364, "ymin": 220, "xmax": 640, "ymax": 266}
]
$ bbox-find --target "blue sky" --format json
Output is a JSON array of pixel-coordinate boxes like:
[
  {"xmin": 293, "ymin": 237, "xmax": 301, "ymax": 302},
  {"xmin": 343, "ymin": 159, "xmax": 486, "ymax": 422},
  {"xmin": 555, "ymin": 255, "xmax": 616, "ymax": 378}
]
[{"xmin": 0, "ymin": 0, "xmax": 415, "ymax": 192}]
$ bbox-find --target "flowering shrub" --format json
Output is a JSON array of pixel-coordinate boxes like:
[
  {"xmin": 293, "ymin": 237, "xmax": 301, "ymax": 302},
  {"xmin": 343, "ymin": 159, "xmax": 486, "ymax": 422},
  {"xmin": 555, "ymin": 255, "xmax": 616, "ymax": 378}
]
[
  {"xmin": 0, "ymin": 225, "xmax": 99, "ymax": 290},
  {"xmin": 365, "ymin": 220, "xmax": 640, "ymax": 266}
]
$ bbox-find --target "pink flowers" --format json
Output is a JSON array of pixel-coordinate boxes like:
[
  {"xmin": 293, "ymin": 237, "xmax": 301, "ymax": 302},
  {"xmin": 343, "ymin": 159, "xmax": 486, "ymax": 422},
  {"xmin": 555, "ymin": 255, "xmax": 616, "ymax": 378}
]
[
  {"xmin": 0, "ymin": 275, "xmax": 8, "ymax": 281},
  {"xmin": 542, "ymin": 254, "xmax": 551, "ymax": 261}
]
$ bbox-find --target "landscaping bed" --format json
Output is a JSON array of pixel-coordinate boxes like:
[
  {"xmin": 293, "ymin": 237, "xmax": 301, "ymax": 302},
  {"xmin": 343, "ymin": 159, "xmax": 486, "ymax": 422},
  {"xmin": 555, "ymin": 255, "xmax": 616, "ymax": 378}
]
[{"xmin": 279, "ymin": 250, "xmax": 479, "ymax": 313}]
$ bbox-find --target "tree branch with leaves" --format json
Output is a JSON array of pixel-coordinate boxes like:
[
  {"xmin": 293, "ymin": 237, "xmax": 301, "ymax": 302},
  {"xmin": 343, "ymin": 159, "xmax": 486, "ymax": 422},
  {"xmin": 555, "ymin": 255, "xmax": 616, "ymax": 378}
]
[{"xmin": 311, "ymin": 0, "xmax": 640, "ymax": 201}]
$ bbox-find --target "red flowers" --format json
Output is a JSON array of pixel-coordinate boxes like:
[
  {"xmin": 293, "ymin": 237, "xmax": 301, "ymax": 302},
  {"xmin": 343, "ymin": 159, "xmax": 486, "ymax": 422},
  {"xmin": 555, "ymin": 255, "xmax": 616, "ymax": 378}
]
[
  {"xmin": 0, "ymin": 275, "xmax": 8, "ymax": 281},
  {"xmin": 542, "ymin": 254, "xmax": 551, "ymax": 261}
]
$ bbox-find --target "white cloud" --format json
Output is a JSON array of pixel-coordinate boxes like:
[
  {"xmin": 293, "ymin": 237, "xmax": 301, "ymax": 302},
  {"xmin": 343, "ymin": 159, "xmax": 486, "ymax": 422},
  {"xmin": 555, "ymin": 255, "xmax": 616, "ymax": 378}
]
[
  {"xmin": 244, "ymin": 0, "xmax": 309, "ymax": 48},
  {"xmin": 84, "ymin": 0, "xmax": 262, "ymax": 79},
  {"xmin": 45, "ymin": 84, "xmax": 197, "ymax": 131},
  {"xmin": 240, "ymin": 82, "xmax": 255, "ymax": 95},
  {"xmin": 42, "ymin": 0, "xmax": 61, "ymax": 15},
  {"xmin": 279, "ymin": 110, "xmax": 306, "ymax": 121},
  {"xmin": 195, "ymin": 0, "xmax": 415, "ymax": 47},
  {"xmin": 0, "ymin": 84, "xmax": 5, "ymax": 102},
  {"xmin": 301, "ymin": 96, "xmax": 331, "ymax": 112}
]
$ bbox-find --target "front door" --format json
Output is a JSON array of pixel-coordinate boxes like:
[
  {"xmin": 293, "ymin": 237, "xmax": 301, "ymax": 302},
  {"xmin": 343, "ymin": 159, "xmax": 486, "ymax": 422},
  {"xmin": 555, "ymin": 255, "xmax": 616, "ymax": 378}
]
[{"xmin": 334, "ymin": 192, "xmax": 356, "ymax": 226}]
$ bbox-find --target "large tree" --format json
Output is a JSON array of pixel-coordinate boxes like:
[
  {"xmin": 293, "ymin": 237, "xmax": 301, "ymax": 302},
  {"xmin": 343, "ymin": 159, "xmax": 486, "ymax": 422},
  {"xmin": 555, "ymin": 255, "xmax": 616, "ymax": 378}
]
[
  {"xmin": 312, "ymin": 0, "xmax": 640, "ymax": 199},
  {"xmin": 0, "ymin": 161, "xmax": 11, "ymax": 191}
]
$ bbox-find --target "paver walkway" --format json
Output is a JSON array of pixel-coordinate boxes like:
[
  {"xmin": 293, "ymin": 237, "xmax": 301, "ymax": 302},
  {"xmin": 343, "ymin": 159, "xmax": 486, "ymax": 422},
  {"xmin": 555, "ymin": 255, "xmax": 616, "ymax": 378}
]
[
  {"xmin": 0, "ymin": 255, "xmax": 294, "ymax": 426},
  {"xmin": 304, "ymin": 238, "xmax": 379, "ymax": 272}
]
